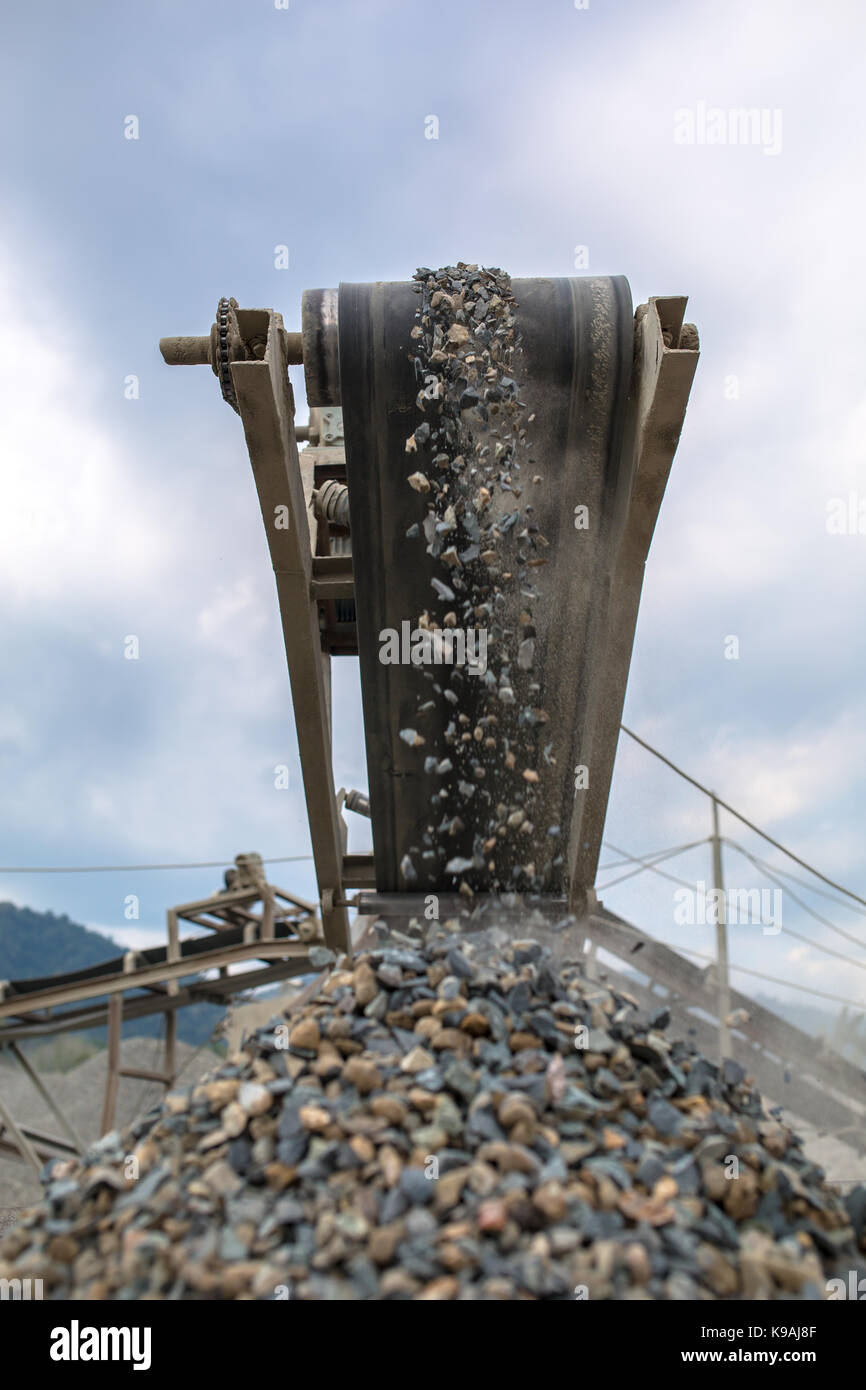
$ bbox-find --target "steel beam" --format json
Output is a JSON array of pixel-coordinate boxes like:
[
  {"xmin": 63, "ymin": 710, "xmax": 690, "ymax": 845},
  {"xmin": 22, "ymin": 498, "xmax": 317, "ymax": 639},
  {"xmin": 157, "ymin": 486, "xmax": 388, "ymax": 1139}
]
[
  {"xmin": 0, "ymin": 1092, "xmax": 43, "ymax": 1176},
  {"xmin": 8, "ymin": 1042, "xmax": 85, "ymax": 1155},
  {"xmin": 0, "ymin": 957, "xmax": 316, "ymax": 1043},
  {"xmin": 569, "ymin": 299, "xmax": 699, "ymax": 900},
  {"xmin": 0, "ymin": 939, "xmax": 313, "ymax": 1019},
  {"xmin": 229, "ymin": 313, "xmax": 350, "ymax": 953},
  {"xmin": 0, "ymin": 1122, "xmax": 79, "ymax": 1167}
]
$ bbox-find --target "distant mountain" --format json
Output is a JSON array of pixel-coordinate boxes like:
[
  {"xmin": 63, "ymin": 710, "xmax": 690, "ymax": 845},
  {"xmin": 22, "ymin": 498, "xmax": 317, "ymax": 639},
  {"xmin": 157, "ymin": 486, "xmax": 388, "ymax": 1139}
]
[
  {"xmin": 0, "ymin": 901, "xmax": 222, "ymax": 1048},
  {"xmin": 0, "ymin": 902, "xmax": 118, "ymax": 979}
]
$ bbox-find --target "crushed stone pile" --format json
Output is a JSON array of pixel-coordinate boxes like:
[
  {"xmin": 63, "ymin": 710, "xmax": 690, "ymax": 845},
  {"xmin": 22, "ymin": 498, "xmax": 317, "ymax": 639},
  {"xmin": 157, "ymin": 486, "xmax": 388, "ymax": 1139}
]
[
  {"xmin": 3, "ymin": 924, "xmax": 865, "ymax": 1300},
  {"xmin": 0, "ymin": 1039, "xmax": 215, "ymax": 1209}
]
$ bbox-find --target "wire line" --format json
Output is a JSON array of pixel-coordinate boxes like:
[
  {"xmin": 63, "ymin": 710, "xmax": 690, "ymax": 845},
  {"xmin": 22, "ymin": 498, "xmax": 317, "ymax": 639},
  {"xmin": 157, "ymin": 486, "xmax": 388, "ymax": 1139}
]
[
  {"xmin": 0, "ymin": 855, "xmax": 314, "ymax": 874},
  {"xmin": 619, "ymin": 724, "xmax": 866, "ymax": 911},
  {"xmin": 596, "ymin": 838, "xmax": 708, "ymax": 891}
]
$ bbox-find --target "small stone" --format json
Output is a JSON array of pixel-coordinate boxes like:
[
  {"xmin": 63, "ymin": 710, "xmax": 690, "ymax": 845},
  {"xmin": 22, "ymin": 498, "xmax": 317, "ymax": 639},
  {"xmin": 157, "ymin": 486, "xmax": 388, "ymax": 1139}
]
[
  {"xmin": 378, "ymin": 1145, "xmax": 403, "ymax": 1188},
  {"xmin": 369, "ymin": 1095, "xmax": 407, "ymax": 1125},
  {"xmin": 349, "ymin": 1135, "xmax": 376, "ymax": 1164},
  {"xmin": 401, "ymin": 1046, "xmax": 435, "ymax": 1074},
  {"xmin": 368, "ymin": 1221, "xmax": 405, "ymax": 1265},
  {"xmin": 202, "ymin": 1160, "xmax": 243, "ymax": 1199},
  {"xmin": 418, "ymin": 1276, "xmax": 459, "ymax": 1300},
  {"xmin": 203, "ymin": 1080, "xmax": 239, "ymax": 1110},
  {"xmin": 532, "ymin": 1182, "xmax": 568, "ymax": 1222},
  {"xmin": 299, "ymin": 1105, "xmax": 331, "ymax": 1132},
  {"xmin": 399, "ymin": 728, "xmax": 425, "ymax": 748},
  {"xmin": 289, "ymin": 1018, "xmax": 320, "ymax": 1052},
  {"xmin": 222, "ymin": 1102, "xmax": 247, "ymax": 1138},
  {"xmin": 309, "ymin": 946, "xmax": 336, "ymax": 969},
  {"xmin": 238, "ymin": 1082, "xmax": 271, "ymax": 1117},
  {"xmin": 497, "ymin": 1094, "xmax": 535, "ymax": 1130},
  {"xmin": 343, "ymin": 1057, "xmax": 382, "ymax": 1093},
  {"xmin": 352, "ymin": 961, "xmax": 378, "ymax": 1006}
]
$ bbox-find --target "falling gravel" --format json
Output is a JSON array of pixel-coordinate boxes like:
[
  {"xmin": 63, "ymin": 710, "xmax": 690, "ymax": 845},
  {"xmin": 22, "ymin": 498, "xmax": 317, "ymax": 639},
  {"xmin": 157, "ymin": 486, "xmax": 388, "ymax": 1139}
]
[
  {"xmin": 3, "ymin": 924, "xmax": 864, "ymax": 1301},
  {"xmin": 400, "ymin": 264, "xmax": 555, "ymax": 897}
]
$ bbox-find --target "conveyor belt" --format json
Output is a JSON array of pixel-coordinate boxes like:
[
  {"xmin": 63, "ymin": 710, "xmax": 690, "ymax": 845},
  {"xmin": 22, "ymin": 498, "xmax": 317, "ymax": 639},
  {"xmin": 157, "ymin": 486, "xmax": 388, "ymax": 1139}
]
[
  {"xmin": 339, "ymin": 276, "xmax": 634, "ymax": 896},
  {"xmin": 158, "ymin": 281, "xmax": 697, "ymax": 926},
  {"xmin": 1, "ymin": 918, "xmax": 298, "ymax": 999}
]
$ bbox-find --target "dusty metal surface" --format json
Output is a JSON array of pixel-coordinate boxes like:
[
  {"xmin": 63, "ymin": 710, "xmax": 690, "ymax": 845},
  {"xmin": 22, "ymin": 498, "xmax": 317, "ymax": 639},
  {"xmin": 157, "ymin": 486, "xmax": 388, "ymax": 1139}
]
[
  {"xmin": 157, "ymin": 276, "xmax": 696, "ymax": 923},
  {"xmin": 570, "ymin": 298, "xmax": 699, "ymax": 891},
  {"xmin": 301, "ymin": 288, "xmax": 341, "ymax": 406},
  {"xmin": 0, "ymin": 865, "xmax": 325, "ymax": 1165},
  {"xmin": 339, "ymin": 275, "xmax": 638, "ymax": 902},
  {"xmin": 229, "ymin": 311, "xmax": 351, "ymax": 950},
  {"xmin": 0, "ymin": 872, "xmax": 318, "ymax": 1033}
]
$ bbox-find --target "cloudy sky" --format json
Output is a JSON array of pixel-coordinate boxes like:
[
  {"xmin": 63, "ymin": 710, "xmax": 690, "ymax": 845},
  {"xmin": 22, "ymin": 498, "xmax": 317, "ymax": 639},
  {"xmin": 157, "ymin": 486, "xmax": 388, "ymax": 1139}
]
[{"xmin": 1, "ymin": 0, "xmax": 865, "ymax": 1023}]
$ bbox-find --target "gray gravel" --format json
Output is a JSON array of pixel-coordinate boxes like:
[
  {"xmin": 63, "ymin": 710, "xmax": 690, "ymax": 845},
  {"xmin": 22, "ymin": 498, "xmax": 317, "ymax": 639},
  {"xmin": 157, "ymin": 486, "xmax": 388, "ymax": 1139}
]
[
  {"xmin": 400, "ymin": 264, "xmax": 555, "ymax": 896},
  {"xmin": 2, "ymin": 924, "xmax": 864, "ymax": 1300},
  {"xmin": 0, "ymin": 1038, "xmax": 218, "ymax": 1208}
]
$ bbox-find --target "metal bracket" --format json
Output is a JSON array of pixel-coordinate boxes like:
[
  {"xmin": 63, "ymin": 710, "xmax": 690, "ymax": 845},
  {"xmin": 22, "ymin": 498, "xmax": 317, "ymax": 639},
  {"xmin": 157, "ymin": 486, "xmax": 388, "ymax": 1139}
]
[
  {"xmin": 228, "ymin": 311, "xmax": 351, "ymax": 954},
  {"xmin": 568, "ymin": 297, "xmax": 700, "ymax": 900}
]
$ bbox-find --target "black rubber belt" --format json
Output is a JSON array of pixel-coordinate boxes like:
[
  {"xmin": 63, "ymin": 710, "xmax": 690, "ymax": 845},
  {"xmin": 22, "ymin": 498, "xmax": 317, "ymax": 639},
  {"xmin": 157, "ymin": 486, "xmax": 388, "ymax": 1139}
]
[{"xmin": 339, "ymin": 277, "xmax": 633, "ymax": 895}]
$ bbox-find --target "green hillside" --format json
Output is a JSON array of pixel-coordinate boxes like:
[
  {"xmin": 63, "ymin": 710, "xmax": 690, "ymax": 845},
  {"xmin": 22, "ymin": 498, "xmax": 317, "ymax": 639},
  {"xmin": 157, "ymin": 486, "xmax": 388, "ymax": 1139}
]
[{"xmin": 0, "ymin": 901, "xmax": 222, "ymax": 1048}]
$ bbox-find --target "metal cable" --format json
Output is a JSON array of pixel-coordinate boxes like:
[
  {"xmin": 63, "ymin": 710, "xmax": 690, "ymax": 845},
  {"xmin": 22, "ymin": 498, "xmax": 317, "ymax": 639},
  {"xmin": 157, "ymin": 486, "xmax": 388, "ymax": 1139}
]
[
  {"xmin": 619, "ymin": 724, "xmax": 866, "ymax": 911},
  {"xmin": 723, "ymin": 840, "xmax": 866, "ymax": 919},
  {"xmin": 0, "ymin": 855, "xmax": 314, "ymax": 874},
  {"xmin": 595, "ymin": 838, "xmax": 709, "ymax": 891},
  {"xmin": 724, "ymin": 839, "xmax": 866, "ymax": 953},
  {"xmin": 598, "ymin": 839, "xmax": 708, "ymax": 892}
]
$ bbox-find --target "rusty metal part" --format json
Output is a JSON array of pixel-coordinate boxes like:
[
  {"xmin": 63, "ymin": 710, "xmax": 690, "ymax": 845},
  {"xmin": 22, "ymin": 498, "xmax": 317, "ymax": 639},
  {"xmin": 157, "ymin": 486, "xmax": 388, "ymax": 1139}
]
[
  {"xmin": 158, "ymin": 335, "xmax": 212, "ymax": 366},
  {"xmin": 222, "ymin": 851, "xmax": 268, "ymax": 892},
  {"xmin": 157, "ymin": 277, "xmax": 695, "ymax": 940},
  {"xmin": 227, "ymin": 312, "xmax": 351, "ymax": 951},
  {"xmin": 301, "ymin": 288, "xmax": 341, "ymax": 406},
  {"xmin": 159, "ymin": 307, "xmax": 303, "ymax": 392},
  {"xmin": 214, "ymin": 296, "xmax": 242, "ymax": 412}
]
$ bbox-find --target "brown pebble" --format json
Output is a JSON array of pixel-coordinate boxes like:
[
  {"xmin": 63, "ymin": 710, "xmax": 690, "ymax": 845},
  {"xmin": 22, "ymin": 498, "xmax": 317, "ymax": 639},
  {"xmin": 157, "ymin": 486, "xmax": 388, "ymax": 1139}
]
[
  {"xmin": 368, "ymin": 1220, "xmax": 406, "ymax": 1265},
  {"xmin": 342, "ymin": 1057, "xmax": 382, "ymax": 1093},
  {"xmin": 289, "ymin": 1018, "xmax": 320, "ymax": 1051},
  {"xmin": 298, "ymin": 1104, "xmax": 331, "ymax": 1132},
  {"xmin": 400, "ymin": 1045, "xmax": 434, "ymax": 1073}
]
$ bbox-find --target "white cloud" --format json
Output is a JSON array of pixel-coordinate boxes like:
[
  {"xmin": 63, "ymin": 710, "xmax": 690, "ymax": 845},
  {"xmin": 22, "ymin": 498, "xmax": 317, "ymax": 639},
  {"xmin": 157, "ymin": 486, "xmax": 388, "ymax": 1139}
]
[
  {"xmin": 2, "ymin": 0, "xmax": 866, "ymax": 1027},
  {"xmin": 0, "ymin": 248, "xmax": 173, "ymax": 607}
]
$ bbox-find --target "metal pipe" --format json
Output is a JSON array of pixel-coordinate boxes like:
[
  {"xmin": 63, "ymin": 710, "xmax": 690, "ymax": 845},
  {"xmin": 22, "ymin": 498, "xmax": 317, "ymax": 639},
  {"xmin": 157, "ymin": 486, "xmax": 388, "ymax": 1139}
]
[
  {"xmin": 283, "ymin": 331, "xmax": 304, "ymax": 364},
  {"xmin": 160, "ymin": 335, "xmax": 211, "ymax": 366},
  {"xmin": 345, "ymin": 789, "xmax": 370, "ymax": 817},
  {"xmin": 301, "ymin": 288, "xmax": 341, "ymax": 405},
  {"xmin": 160, "ymin": 329, "xmax": 304, "ymax": 368},
  {"xmin": 712, "ymin": 794, "xmax": 732, "ymax": 1062}
]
